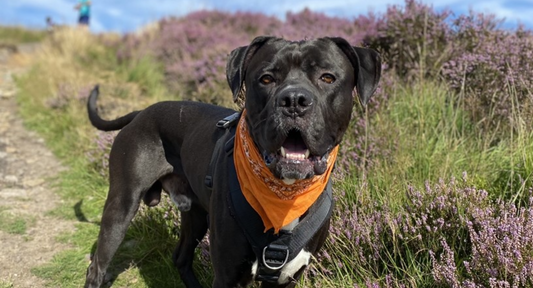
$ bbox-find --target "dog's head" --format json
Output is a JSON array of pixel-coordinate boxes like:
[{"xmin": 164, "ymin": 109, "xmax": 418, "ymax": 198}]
[{"xmin": 226, "ymin": 36, "xmax": 381, "ymax": 182}]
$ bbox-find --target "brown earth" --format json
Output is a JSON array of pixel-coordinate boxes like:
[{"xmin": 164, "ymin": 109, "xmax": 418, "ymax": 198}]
[{"xmin": 0, "ymin": 44, "xmax": 76, "ymax": 287}]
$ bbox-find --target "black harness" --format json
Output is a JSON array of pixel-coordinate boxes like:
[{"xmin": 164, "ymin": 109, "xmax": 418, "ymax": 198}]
[{"xmin": 205, "ymin": 113, "xmax": 334, "ymax": 282}]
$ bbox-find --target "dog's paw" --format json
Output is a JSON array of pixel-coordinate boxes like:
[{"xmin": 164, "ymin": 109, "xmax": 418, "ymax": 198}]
[{"xmin": 170, "ymin": 194, "xmax": 192, "ymax": 211}]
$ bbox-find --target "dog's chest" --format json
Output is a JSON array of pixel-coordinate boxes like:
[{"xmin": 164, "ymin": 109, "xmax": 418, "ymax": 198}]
[{"xmin": 251, "ymin": 249, "xmax": 312, "ymax": 284}]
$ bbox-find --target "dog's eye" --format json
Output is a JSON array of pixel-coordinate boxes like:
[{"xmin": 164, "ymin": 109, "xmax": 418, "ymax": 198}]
[
  {"xmin": 320, "ymin": 74, "xmax": 336, "ymax": 84},
  {"xmin": 260, "ymin": 75, "xmax": 275, "ymax": 85}
]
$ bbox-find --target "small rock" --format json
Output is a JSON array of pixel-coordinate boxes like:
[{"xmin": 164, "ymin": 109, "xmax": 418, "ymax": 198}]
[
  {"xmin": 0, "ymin": 188, "xmax": 27, "ymax": 198},
  {"xmin": 4, "ymin": 174, "xmax": 18, "ymax": 185},
  {"xmin": 0, "ymin": 89, "xmax": 16, "ymax": 98},
  {"xmin": 23, "ymin": 178, "xmax": 44, "ymax": 188}
]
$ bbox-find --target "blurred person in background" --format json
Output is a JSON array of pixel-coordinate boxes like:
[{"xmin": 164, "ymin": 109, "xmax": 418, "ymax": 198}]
[
  {"xmin": 46, "ymin": 16, "xmax": 56, "ymax": 31},
  {"xmin": 75, "ymin": 0, "xmax": 91, "ymax": 27}
]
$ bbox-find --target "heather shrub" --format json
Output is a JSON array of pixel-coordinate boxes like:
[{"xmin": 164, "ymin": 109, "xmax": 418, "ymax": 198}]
[
  {"xmin": 280, "ymin": 8, "xmax": 364, "ymax": 43},
  {"xmin": 362, "ymin": 0, "xmax": 452, "ymax": 81},
  {"xmin": 329, "ymin": 80, "xmax": 533, "ymax": 285},
  {"xmin": 112, "ymin": 0, "xmax": 533, "ymax": 131},
  {"xmin": 116, "ymin": 9, "xmax": 376, "ymax": 107},
  {"xmin": 119, "ymin": 11, "xmax": 282, "ymax": 106},
  {"xmin": 86, "ymin": 131, "xmax": 117, "ymax": 178},
  {"xmin": 358, "ymin": 0, "xmax": 533, "ymax": 132},
  {"xmin": 431, "ymin": 194, "xmax": 533, "ymax": 287},
  {"xmin": 442, "ymin": 13, "xmax": 533, "ymax": 132},
  {"xmin": 327, "ymin": 174, "xmax": 533, "ymax": 287},
  {"xmin": 326, "ymin": 174, "xmax": 490, "ymax": 286},
  {"xmin": 465, "ymin": 198, "xmax": 533, "ymax": 287},
  {"xmin": 45, "ymin": 82, "xmax": 94, "ymax": 110}
]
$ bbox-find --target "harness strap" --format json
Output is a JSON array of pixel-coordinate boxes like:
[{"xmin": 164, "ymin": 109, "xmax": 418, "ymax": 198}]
[
  {"xmin": 228, "ymin": 158, "xmax": 333, "ymax": 281},
  {"xmin": 204, "ymin": 112, "xmax": 241, "ymax": 189}
]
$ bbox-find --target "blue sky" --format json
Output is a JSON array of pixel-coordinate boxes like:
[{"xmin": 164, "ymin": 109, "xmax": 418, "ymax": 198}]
[{"xmin": 1, "ymin": 0, "xmax": 532, "ymax": 33}]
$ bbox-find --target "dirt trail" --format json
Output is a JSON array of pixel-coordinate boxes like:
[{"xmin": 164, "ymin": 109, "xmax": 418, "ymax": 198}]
[{"xmin": 0, "ymin": 44, "xmax": 75, "ymax": 287}]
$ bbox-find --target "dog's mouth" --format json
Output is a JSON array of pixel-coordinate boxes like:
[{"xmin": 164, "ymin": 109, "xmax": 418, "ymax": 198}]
[
  {"xmin": 263, "ymin": 129, "xmax": 330, "ymax": 182},
  {"xmin": 280, "ymin": 129, "xmax": 310, "ymax": 161}
]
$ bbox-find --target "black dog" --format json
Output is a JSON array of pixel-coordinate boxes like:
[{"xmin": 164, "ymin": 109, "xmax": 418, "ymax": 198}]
[{"xmin": 84, "ymin": 36, "xmax": 381, "ymax": 288}]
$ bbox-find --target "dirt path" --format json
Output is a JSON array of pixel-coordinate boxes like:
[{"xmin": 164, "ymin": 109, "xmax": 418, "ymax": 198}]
[{"xmin": 0, "ymin": 44, "xmax": 75, "ymax": 287}]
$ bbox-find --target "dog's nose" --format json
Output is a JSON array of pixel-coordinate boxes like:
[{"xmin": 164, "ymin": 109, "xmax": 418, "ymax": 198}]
[{"xmin": 277, "ymin": 88, "xmax": 313, "ymax": 117}]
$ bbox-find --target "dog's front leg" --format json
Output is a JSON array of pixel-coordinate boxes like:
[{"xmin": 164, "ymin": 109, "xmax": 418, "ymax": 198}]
[
  {"xmin": 173, "ymin": 203, "xmax": 209, "ymax": 288},
  {"xmin": 209, "ymin": 202, "xmax": 255, "ymax": 288}
]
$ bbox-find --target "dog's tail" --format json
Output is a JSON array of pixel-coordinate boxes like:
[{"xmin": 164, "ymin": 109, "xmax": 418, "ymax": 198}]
[{"xmin": 87, "ymin": 85, "xmax": 141, "ymax": 131}]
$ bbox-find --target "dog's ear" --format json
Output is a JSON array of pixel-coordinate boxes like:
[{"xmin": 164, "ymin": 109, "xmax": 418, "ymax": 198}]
[
  {"xmin": 327, "ymin": 37, "xmax": 382, "ymax": 106},
  {"xmin": 226, "ymin": 36, "xmax": 274, "ymax": 103}
]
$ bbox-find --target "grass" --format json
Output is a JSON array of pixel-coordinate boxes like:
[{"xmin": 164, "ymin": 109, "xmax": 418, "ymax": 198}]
[
  {"xmin": 325, "ymin": 80, "xmax": 533, "ymax": 286},
  {"xmin": 13, "ymin": 26, "xmax": 533, "ymax": 287},
  {"xmin": 345, "ymin": 79, "xmax": 533, "ymax": 203},
  {"xmin": 0, "ymin": 208, "xmax": 32, "ymax": 235},
  {"xmin": 14, "ymin": 27, "xmax": 195, "ymax": 288},
  {"xmin": 0, "ymin": 281, "xmax": 14, "ymax": 288},
  {"xmin": 0, "ymin": 26, "xmax": 46, "ymax": 45}
]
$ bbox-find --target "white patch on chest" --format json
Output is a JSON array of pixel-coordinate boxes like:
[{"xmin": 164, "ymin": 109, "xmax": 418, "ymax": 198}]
[
  {"xmin": 251, "ymin": 249, "xmax": 312, "ymax": 285},
  {"xmin": 278, "ymin": 249, "xmax": 311, "ymax": 284}
]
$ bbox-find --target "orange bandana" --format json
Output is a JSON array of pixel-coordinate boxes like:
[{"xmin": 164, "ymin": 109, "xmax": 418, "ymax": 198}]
[{"xmin": 233, "ymin": 110, "xmax": 338, "ymax": 233}]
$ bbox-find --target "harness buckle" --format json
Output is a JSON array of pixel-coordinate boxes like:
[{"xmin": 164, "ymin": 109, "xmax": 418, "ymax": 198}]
[
  {"xmin": 262, "ymin": 244, "xmax": 289, "ymax": 270},
  {"xmin": 216, "ymin": 113, "xmax": 240, "ymax": 129}
]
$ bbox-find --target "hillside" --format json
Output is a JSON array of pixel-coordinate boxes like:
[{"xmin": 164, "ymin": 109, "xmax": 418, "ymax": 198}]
[{"xmin": 3, "ymin": 1, "xmax": 533, "ymax": 287}]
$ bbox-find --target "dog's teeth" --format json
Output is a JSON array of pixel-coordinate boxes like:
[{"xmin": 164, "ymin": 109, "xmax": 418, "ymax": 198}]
[
  {"xmin": 282, "ymin": 178, "xmax": 296, "ymax": 185},
  {"xmin": 283, "ymin": 152, "xmax": 307, "ymax": 160},
  {"xmin": 281, "ymin": 147, "xmax": 310, "ymax": 160}
]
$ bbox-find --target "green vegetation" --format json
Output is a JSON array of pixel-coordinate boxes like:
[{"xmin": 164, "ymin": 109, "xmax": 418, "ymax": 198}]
[
  {"xmin": 0, "ymin": 280, "xmax": 14, "ymax": 288},
  {"xmin": 0, "ymin": 208, "xmax": 32, "ymax": 235},
  {"xmin": 346, "ymin": 81, "xmax": 533, "ymax": 205},
  {"xmin": 323, "ymin": 81, "xmax": 533, "ymax": 286},
  {"xmin": 15, "ymin": 27, "xmax": 188, "ymax": 288},
  {"xmin": 0, "ymin": 26, "xmax": 46, "ymax": 45},
  {"xmin": 10, "ymin": 4, "xmax": 533, "ymax": 286}
]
